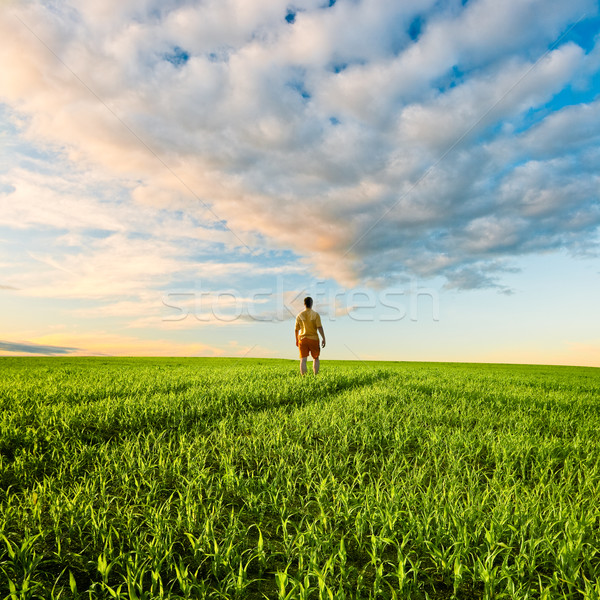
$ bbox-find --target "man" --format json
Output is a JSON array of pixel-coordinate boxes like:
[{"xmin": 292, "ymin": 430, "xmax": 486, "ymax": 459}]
[{"xmin": 295, "ymin": 296, "xmax": 326, "ymax": 375}]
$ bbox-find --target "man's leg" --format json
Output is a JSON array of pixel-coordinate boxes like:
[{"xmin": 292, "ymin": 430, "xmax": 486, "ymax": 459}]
[
  {"xmin": 300, "ymin": 356, "xmax": 307, "ymax": 375},
  {"xmin": 313, "ymin": 357, "xmax": 320, "ymax": 375}
]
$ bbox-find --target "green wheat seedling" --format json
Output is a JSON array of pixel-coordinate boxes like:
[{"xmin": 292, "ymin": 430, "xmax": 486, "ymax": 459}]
[{"xmin": 0, "ymin": 357, "xmax": 599, "ymax": 598}]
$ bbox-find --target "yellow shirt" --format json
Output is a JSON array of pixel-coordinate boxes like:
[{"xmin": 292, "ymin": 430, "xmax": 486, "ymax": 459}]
[{"xmin": 295, "ymin": 308, "xmax": 322, "ymax": 341}]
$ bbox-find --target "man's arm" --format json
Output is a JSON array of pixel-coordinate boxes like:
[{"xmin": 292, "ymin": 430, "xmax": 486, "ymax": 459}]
[
  {"xmin": 295, "ymin": 315, "xmax": 301, "ymax": 346},
  {"xmin": 318, "ymin": 326, "xmax": 326, "ymax": 348}
]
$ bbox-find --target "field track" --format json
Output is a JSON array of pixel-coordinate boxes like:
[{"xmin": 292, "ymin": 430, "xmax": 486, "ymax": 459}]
[{"xmin": 1, "ymin": 357, "xmax": 599, "ymax": 599}]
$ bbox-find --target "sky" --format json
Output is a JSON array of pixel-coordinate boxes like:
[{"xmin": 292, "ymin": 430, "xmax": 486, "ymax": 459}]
[{"xmin": 0, "ymin": 0, "xmax": 599, "ymax": 366}]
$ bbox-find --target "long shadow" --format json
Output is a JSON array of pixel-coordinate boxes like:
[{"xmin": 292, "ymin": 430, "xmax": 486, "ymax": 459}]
[
  {"xmin": 1, "ymin": 369, "xmax": 397, "ymax": 464},
  {"xmin": 183, "ymin": 368, "xmax": 396, "ymax": 430}
]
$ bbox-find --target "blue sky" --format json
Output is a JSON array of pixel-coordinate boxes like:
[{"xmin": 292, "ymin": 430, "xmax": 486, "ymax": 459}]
[{"xmin": 0, "ymin": 0, "xmax": 599, "ymax": 365}]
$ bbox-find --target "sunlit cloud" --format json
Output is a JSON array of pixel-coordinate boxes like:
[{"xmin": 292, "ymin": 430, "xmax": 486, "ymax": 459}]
[{"xmin": 1, "ymin": 0, "xmax": 598, "ymax": 292}]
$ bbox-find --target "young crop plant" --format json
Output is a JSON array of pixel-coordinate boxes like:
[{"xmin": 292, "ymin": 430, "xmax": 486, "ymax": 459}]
[{"xmin": 0, "ymin": 357, "xmax": 598, "ymax": 599}]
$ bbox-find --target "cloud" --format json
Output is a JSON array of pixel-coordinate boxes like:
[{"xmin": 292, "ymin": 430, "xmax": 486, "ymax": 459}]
[
  {"xmin": 519, "ymin": 101, "xmax": 600, "ymax": 158},
  {"xmin": 442, "ymin": 262, "xmax": 517, "ymax": 294},
  {"xmin": 0, "ymin": 0, "xmax": 598, "ymax": 293},
  {"xmin": 9, "ymin": 331, "xmax": 276, "ymax": 359},
  {"xmin": 0, "ymin": 339, "xmax": 80, "ymax": 355},
  {"xmin": 0, "ymin": 163, "xmax": 308, "ymax": 307},
  {"xmin": 15, "ymin": 236, "xmax": 293, "ymax": 300}
]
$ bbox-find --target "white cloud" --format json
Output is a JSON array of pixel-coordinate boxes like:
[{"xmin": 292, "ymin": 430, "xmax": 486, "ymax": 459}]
[
  {"xmin": 396, "ymin": 43, "xmax": 585, "ymax": 152},
  {"xmin": 0, "ymin": 0, "xmax": 598, "ymax": 296},
  {"xmin": 520, "ymin": 99, "xmax": 600, "ymax": 157},
  {"xmin": 6, "ymin": 329, "xmax": 276, "ymax": 358}
]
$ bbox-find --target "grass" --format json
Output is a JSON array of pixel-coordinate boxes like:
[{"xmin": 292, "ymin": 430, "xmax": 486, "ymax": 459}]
[{"xmin": 0, "ymin": 357, "xmax": 599, "ymax": 599}]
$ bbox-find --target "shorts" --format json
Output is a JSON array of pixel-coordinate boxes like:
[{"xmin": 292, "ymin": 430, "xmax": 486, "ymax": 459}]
[{"xmin": 299, "ymin": 337, "xmax": 320, "ymax": 359}]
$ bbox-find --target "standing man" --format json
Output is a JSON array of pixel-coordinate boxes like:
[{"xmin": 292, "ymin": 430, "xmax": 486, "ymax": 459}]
[{"xmin": 295, "ymin": 296, "xmax": 326, "ymax": 375}]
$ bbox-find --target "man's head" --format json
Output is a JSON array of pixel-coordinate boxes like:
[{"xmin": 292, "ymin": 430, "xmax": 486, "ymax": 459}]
[{"xmin": 304, "ymin": 296, "xmax": 313, "ymax": 309}]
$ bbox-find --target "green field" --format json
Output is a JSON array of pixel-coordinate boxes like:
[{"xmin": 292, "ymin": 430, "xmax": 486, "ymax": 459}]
[{"xmin": 1, "ymin": 357, "xmax": 599, "ymax": 599}]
